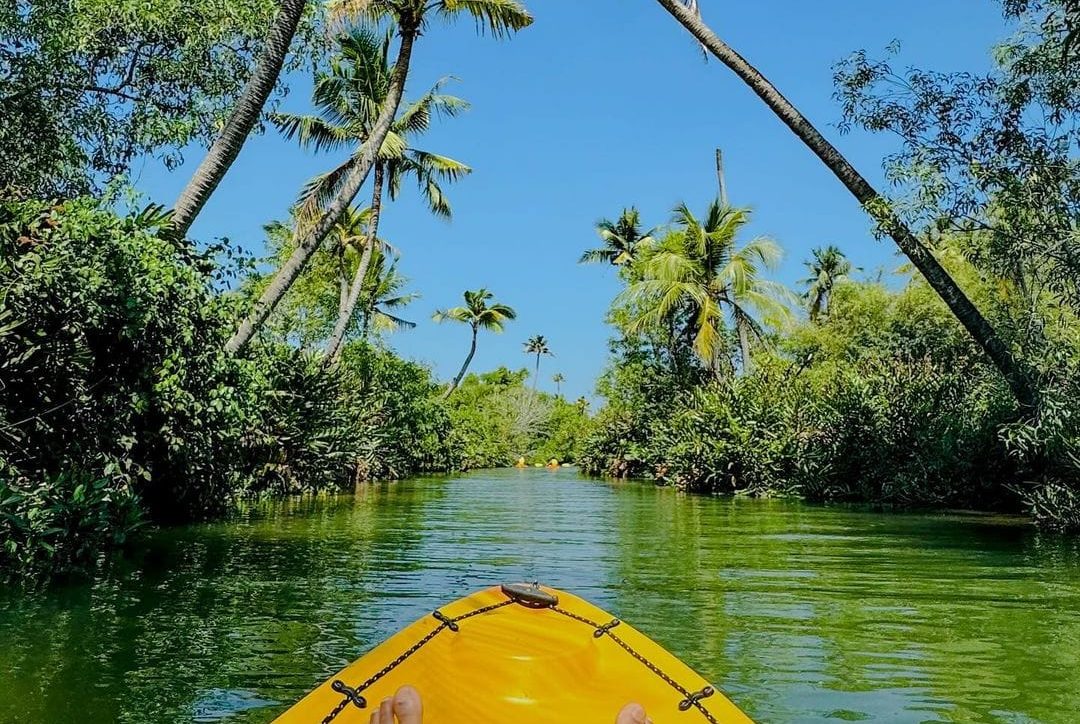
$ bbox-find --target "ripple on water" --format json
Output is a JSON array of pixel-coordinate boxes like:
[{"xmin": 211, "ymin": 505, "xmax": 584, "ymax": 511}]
[{"xmin": 1, "ymin": 468, "xmax": 1079, "ymax": 723}]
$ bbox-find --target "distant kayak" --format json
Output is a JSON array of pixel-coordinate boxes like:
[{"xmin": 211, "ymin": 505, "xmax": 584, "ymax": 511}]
[{"xmin": 277, "ymin": 583, "xmax": 752, "ymax": 723}]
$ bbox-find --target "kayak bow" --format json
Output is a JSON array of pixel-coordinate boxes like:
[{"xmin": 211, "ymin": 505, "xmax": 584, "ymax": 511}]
[{"xmin": 277, "ymin": 583, "xmax": 753, "ymax": 723}]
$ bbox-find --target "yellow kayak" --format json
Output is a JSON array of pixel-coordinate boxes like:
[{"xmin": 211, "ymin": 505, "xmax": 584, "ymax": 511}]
[{"xmin": 277, "ymin": 583, "xmax": 753, "ymax": 723}]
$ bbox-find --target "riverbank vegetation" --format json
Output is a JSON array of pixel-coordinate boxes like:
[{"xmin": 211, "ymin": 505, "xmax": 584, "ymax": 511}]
[
  {"xmin": 0, "ymin": 192, "xmax": 583, "ymax": 578},
  {"xmin": 5, "ymin": 0, "xmax": 1080, "ymax": 580},
  {"xmin": 0, "ymin": 0, "xmax": 543, "ymax": 579},
  {"xmin": 583, "ymin": 0, "xmax": 1080, "ymax": 530},
  {"xmin": 578, "ymin": 215, "xmax": 1035, "ymax": 511}
]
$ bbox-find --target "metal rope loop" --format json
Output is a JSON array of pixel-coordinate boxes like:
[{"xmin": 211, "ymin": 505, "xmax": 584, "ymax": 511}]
[
  {"xmin": 329, "ymin": 680, "xmax": 367, "ymax": 710},
  {"xmin": 593, "ymin": 618, "xmax": 622, "ymax": 638},
  {"xmin": 432, "ymin": 609, "xmax": 460, "ymax": 632},
  {"xmin": 679, "ymin": 686, "xmax": 715, "ymax": 712}
]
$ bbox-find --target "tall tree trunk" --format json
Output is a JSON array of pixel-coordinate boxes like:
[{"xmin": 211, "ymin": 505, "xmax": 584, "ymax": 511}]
[
  {"xmin": 716, "ymin": 147, "xmax": 728, "ymax": 206},
  {"xmin": 654, "ymin": 0, "xmax": 1037, "ymax": 409},
  {"xmin": 226, "ymin": 26, "xmax": 418, "ymax": 354},
  {"xmin": 324, "ymin": 163, "xmax": 385, "ymax": 365},
  {"xmin": 533, "ymin": 355, "xmax": 541, "ymax": 391},
  {"xmin": 444, "ymin": 327, "xmax": 478, "ymax": 399},
  {"xmin": 338, "ymin": 252, "xmax": 350, "ymax": 320},
  {"xmin": 171, "ymin": 0, "xmax": 307, "ymax": 238},
  {"xmin": 737, "ymin": 318, "xmax": 752, "ymax": 374}
]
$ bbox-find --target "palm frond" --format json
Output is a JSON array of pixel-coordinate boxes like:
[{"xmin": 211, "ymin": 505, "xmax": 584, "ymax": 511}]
[
  {"xmin": 295, "ymin": 157, "xmax": 360, "ymax": 231},
  {"xmin": 370, "ymin": 309, "xmax": 417, "ymax": 333},
  {"xmin": 433, "ymin": 306, "xmax": 473, "ymax": 324},
  {"xmin": 378, "ymin": 291, "xmax": 420, "ymax": 309},
  {"xmin": 396, "ymin": 82, "xmax": 470, "ymax": 136},
  {"xmin": 272, "ymin": 113, "xmax": 353, "ymax": 153},
  {"xmin": 439, "ymin": 0, "xmax": 534, "ymax": 38},
  {"xmin": 327, "ymin": 0, "xmax": 393, "ymax": 29},
  {"xmin": 643, "ymin": 248, "xmax": 700, "ymax": 284},
  {"xmin": 488, "ymin": 303, "xmax": 517, "ymax": 319},
  {"xmin": 692, "ymin": 296, "xmax": 725, "ymax": 364},
  {"xmin": 421, "ymin": 177, "xmax": 453, "ymax": 218},
  {"xmin": 738, "ymin": 283, "xmax": 795, "ymax": 329},
  {"xmin": 372, "ymin": 129, "xmax": 408, "ymax": 160},
  {"xmin": 407, "ymin": 150, "xmax": 472, "ymax": 181},
  {"xmin": 579, "ymin": 248, "xmax": 615, "ymax": 264}
]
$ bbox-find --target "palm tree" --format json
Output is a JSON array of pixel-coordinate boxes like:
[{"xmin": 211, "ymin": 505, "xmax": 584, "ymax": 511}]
[
  {"xmin": 801, "ymin": 245, "xmax": 853, "ymax": 322},
  {"xmin": 579, "ymin": 207, "xmax": 655, "ymax": 266},
  {"xmin": 275, "ymin": 28, "xmax": 471, "ymax": 364},
  {"xmin": 653, "ymin": 0, "xmax": 1036, "ymax": 409},
  {"xmin": 226, "ymin": 0, "xmax": 532, "ymax": 354},
  {"xmin": 552, "ymin": 372, "xmax": 565, "ymax": 397},
  {"xmin": 620, "ymin": 200, "xmax": 790, "ymax": 375},
  {"xmin": 358, "ymin": 248, "xmax": 418, "ymax": 337},
  {"xmin": 171, "ymin": 0, "xmax": 309, "ymax": 238},
  {"xmin": 434, "ymin": 289, "xmax": 517, "ymax": 398},
  {"xmin": 524, "ymin": 335, "xmax": 552, "ymax": 390},
  {"xmin": 254, "ymin": 208, "xmax": 374, "ymax": 347},
  {"xmin": 329, "ymin": 207, "xmax": 373, "ymax": 320}
]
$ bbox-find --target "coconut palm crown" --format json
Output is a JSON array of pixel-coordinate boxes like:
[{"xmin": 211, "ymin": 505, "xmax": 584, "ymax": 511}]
[
  {"xmin": 524, "ymin": 334, "xmax": 553, "ymax": 388},
  {"xmin": 579, "ymin": 207, "xmax": 655, "ymax": 266},
  {"xmin": 434, "ymin": 288, "xmax": 517, "ymax": 396},
  {"xmin": 619, "ymin": 199, "xmax": 791, "ymax": 374},
  {"xmin": 801, "ymin": 244, "xmax": 853, "ymax": 322}
]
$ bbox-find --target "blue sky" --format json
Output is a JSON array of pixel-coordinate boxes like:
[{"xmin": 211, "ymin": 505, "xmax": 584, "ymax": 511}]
[{"xmin": 134, "ymin": 1, "xmax": 1008, "ymax": 401}]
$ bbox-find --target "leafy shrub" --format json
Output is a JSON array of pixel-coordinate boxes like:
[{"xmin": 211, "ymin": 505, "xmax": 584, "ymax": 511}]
[
  {"xmin": 582, "ymin": 277, "xmax": 1033, "ymax": 512},
  {"xmin": 0, "ymin": 469, "xmax": 142, "ymax": 577},
  {"xmin": 533, "ymin": 398, "xmax": 593, "ymax": 464},
  {"xmin": 446, "ymin": 368, "xmax": 590, "ymax": 468},
  {"xmin": 0, "ymin": 198, "xmax": 255, "ymax": 532},
  {"xmin": 242, "ymin": 347, "xmax": 364, "ymax": 496},
  {"xmin": 339, "ymin": 342, "xmax": 455, "ymax": 480},
  {"xmin": 1023, "ymin": 480, "xmax": 1080, "ymax": 532},
  {"xmin": 0, "ymin": 199, "xmax": 466, "ymax": 579}
]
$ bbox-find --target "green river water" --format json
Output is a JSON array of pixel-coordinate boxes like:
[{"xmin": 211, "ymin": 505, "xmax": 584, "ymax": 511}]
[{"xmin": 2, "ymin": 468, "xmax": 1080, "ymax": 723}]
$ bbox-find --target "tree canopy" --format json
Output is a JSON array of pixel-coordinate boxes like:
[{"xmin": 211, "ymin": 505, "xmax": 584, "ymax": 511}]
[{"xmin": 0, "ymin": 0, "xmax": 320, "ymax": 198}]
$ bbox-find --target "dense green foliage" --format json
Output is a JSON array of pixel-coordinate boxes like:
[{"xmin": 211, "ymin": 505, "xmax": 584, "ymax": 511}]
[
  {"xmin": 0, "ymin": 196, "xmax": 573, "ymax": 578},
  {"xmin": 0, "ymin": 0, "xmax": 542, "ymax": 583},
  {"xmin": 10, "ymin": 0, "xmax": 1080, "ymax": 587},
  {"xmin": 581, "ymin": 219, "xmax": 1080, "ymax": 527},
  {"xmin": 0, "ymin": 0, "xmax": 319, "ymax": 198},
  {"xmin": 0, "ymin": 198, "xmax": 249, "ymax": 573},
  {"xmin": 581, "ymin": 274, "xmax": 1023, "ymax": 507},
  {"xmin": 579, "ymin": 0, "xmax": 1080, "ymax": 531},
  {"xmin": 445, "ymin": 368, "xmax": 590, "ymax": 469}
]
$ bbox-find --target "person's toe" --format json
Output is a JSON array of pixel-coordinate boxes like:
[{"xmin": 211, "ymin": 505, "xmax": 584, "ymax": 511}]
[
  {"xmin": 392, "ymin": 685, "xmax": 423, "ymax": 724},
  {"xmin": 615, "ymin": 702, "xmax": 650, "ymax": 724},
  {"xmin": 369, "ymin": 696, "xmax": 393, "ymax": 724}
]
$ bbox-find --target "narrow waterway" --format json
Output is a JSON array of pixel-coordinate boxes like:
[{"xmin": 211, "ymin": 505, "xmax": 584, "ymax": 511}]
[{"xmin": 2, "ymin": 468, "xmax": 1079, "ymax": 723}]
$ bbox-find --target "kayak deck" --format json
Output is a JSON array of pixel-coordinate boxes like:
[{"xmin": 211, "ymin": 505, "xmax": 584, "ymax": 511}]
[{"xmin": 277, "ymin": 583, "xmax": 753, "ymax": 723}]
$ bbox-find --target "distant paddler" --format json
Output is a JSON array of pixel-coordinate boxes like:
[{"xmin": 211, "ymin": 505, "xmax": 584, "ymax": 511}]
[
  {"xmin": 546, "ymin": 458, "xmax": 560, "ymax": 469},
  {"xmin": 515, "ymin": 457, "xmax": 527, "ymax": 469}
]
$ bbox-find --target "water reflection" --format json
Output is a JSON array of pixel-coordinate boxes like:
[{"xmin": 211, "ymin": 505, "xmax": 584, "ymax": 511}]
[{"xmin": 1, "ymin": 469, "xmax": 1079, "ymax": 722}]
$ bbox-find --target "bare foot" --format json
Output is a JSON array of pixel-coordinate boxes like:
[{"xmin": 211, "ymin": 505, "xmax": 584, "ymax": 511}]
[
  {"xmin": 368, "ymin": 686, "xmax": 645, "ymax": 723},
  {"xmin": 615, "ymin": 702, "xmax": 652, "ymax": 724},
  {"xmin": 368, "ymin": 685, "xmax": 423, "ymax": 724}
]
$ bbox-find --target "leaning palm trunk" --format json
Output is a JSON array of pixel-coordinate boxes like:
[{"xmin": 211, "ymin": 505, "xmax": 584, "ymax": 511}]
[
  {"xmin": 444, "ymin": 327, "xmax": 479, "ymax": 399},
  {"xmin": 226, "ymin": 26, "xmax": 418, "ymax": 354},
  {"xmin": 171, "ymin": 0, "xmax": 308, "ymax": 238},
  {"xmin": 654, "ymin": 0, "xmax": 1037, "ymax": 409},
  {"xmin": 324, "ymin": 163, "xmax": 386, "ymax": 364}
]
